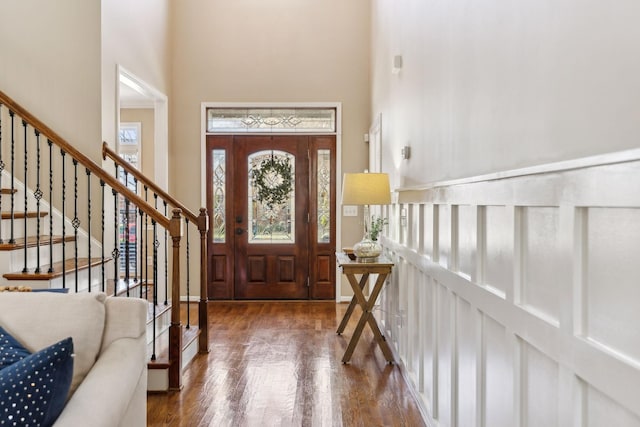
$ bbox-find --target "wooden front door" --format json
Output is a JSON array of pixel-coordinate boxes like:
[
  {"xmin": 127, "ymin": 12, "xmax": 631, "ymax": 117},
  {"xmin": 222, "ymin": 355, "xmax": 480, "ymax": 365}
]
[{"xmin": 206, "ymin": 135, "xmax": 336, "ymax": 300}]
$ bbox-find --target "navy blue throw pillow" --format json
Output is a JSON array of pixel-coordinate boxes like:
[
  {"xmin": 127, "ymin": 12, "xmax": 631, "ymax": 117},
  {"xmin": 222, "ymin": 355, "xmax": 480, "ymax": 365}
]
[
  {"xmin": 0, "ymin": 326, "xmax": 31, "ymax": 369},
  {"xmin": 0, "ymin": 336, "xmax": 74, "ymax": 427}
]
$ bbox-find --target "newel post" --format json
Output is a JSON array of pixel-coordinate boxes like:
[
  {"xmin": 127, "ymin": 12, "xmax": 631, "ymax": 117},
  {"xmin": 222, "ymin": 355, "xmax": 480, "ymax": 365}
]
[
  {"xmin": 168, "ymin": 208, "xmax": 183, "ymax": 391},
  {"xmin": 197, "ymin": 207, "xmax": 210, "ymax": 353}
]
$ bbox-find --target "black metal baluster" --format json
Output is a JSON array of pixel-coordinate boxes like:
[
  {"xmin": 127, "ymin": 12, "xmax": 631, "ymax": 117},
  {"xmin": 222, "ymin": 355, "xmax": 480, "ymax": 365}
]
[
  {"xmin": 154, "ymin": 193, "xmax": 159, "ymax": 300},
  {"xmin": 72, "ymin": 159, "xmax": 79, "ymax": 292},
  {"xmin": 86, "ymin": 169, "xmax": 92, "ymax": 292},
  {"xmin": 124, "ymin": 170, "xmax": 130, "ymax": 296},
  {"xmin": 34, "ymin": 130, "xmax": 43, "ymax": 273},
  {"xmin": 124, "ymin": 197, "xmax": 130, "ymax": 297},
  {"xmin": 101, "ymin": 180, "xmax": 105, "ymax": 292},
  {"xmin": 144, "ymin": 186, "xmax": 149, "ymax": 300},
  {"xmin": 21, "ymin": 120, "xmax": 28, "ymax": 272},
  {"xmin": 163, "ymin": 200, "xmax": 168, "ymax": 305},
  {"xmin": 133, "ymin": 177, "xmax": 138, "ymax": 285},
  {"xmin": 60, "ymin": 150, "xmax": 66, "ymax": 289},
  {"xmin": 139, "ymin": 207, "xmax": 144, "ymax": 293},
  {"xmin": 112, "ymin": 188, "xmax": 120, "ymax": 296},
  {"xmin": 151, "ymin": 219, "xmax": 158, "ymax": 361},
  {"xmin": 185, "ymin": 217, "xmax": 190, "ymax": 329},
  {"xmin": 9, "ymin": 111, "xmax": 15, "ymax": 244},
  {"xmin": 48, "ymin": 140, "xmax": 53, "ymax": 272}
]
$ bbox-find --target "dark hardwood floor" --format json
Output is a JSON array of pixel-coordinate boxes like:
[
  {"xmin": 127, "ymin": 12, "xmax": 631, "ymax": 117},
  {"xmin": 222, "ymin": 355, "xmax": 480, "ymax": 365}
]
[{"xmin": 147, "ymin": 301, "xmax": 426, "ymax": 427}]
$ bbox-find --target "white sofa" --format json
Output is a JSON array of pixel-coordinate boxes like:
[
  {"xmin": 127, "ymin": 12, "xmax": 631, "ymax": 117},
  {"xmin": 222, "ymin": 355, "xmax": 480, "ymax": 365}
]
[{"xmin": 0, "ymin": 292, "xmax": 148, "ymax": 427}]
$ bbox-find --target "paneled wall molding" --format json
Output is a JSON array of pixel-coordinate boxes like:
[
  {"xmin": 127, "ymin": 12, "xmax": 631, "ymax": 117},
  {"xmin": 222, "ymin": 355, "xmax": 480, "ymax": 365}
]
[
  {"xmin": 395, "ymin": 147, "xmax": 640, "ymax": 205},
  {"xmin": 376, "ymin": 151, "xmax": 640, "ymax": 427}
]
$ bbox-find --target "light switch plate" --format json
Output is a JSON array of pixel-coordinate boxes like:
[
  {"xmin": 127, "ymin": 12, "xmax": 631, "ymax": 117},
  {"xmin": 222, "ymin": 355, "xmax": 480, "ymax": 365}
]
[{"xmin": 343, "ymin": 205, "xmax": 358, "ymax": 216}]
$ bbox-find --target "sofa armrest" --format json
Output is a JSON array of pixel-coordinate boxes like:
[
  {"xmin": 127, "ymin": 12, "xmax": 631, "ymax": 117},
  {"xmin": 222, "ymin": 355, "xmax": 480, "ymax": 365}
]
[
  {"xmin": 53, "ymin": 336, "xmax": 147, "ymax": 427},
  {"xmin": 101, "ymin": 296, "xmax": 148, "ymax": 351}
]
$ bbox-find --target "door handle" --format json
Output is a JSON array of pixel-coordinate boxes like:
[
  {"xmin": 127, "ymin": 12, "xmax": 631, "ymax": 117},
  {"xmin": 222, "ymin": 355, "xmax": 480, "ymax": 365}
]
[{"xmin": 235, "ymin": 227, "xmax": 245, "ymax": 235}]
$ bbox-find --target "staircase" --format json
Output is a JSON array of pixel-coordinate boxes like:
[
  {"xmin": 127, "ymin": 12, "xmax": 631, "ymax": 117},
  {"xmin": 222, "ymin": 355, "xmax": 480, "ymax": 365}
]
[{"xmin": 0, "ymin": 88, "xmax": 209, "ymax": 392}]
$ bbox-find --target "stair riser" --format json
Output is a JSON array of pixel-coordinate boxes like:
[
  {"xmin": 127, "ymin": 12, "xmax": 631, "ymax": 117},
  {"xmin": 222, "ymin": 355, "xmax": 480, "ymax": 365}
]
[
  {"xmin": 5, "ymin": 244, "xmax": 77, "ymax": 270},
  {"xmin": 146, "ymin": 309, "xmax": 171, "ymax": 348},
  {"xmin": 147, "ymin": 369, "xmax": 169, "ymax": 392},
  {"xmin": 1, "ymin": 221, "xmax": 101, "ymax": 252}
]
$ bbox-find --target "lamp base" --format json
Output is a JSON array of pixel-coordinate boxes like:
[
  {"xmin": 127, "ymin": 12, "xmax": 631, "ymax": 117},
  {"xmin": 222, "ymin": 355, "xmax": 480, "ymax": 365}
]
[{"xmin": 353, "ymin": 237, "xmax": 382, "ymax": 262}]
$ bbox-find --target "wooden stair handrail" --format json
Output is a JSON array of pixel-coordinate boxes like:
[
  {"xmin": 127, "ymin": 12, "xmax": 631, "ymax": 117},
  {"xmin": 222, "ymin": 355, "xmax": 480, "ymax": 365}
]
[
  {"xmin": 0, "ymin": 89, "xmax": 170, "ymax": 229},
  {"xmin": 103, "ymin": 142, "xmax": 200, "ymax": 225}
]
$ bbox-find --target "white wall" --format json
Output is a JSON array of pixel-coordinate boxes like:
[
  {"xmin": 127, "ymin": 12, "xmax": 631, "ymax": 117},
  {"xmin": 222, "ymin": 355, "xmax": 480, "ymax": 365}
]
[
  {"xmin": 372, "ymin": 0, "xmax": 640, "ymax": 189},
  {"xmin": 372, "ymin": 1, "xmax": 640, "ymax": 425},
  {"xmin": 101, "ymin": 0, "xmax": 171, "ymax": 152},
  {"xmin": 0, "ymin": 0, "xmax": 102, "ymax": 162}
]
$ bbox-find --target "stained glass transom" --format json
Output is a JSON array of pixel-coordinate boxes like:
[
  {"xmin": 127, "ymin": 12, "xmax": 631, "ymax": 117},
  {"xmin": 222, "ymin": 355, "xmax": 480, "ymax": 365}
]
[
  {"xmin": 206, "ymin": 108, "xmax": 336, "ymax": 133},
  {"xmin": 212, "ymin": 150, "xmax": 226, "ymax": 243},
  {"xmin": 248, "ymin": 150, "xmax": 295, "ymax": 244},
  {"xmin": 317, "ymin": 149, "xmax": 331, "ymax": 243}
]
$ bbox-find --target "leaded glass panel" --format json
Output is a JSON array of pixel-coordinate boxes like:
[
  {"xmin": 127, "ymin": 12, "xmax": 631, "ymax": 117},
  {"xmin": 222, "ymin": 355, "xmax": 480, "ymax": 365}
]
[
  {"xmin": 317, "ymin": 149, "xmax": 331, "ymax": 243},
  {"xmin": 212, "ymin": 150, "xmax": 226, "ymax": 243},
  {"xmin": 207, "ymin": 108, "xmax": 336, "ymax": 133},
  {"xmin": 248, "ymin": 150, "xmax": 295, "ymax": 244}
]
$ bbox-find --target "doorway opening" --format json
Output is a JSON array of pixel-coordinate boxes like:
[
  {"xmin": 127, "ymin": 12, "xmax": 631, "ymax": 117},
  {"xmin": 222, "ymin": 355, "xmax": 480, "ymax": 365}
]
[
  {"xmin": 202, "ymin": 105, "xmax": 341, "ymax": 300},
  {"xmin": 116, "ymin": 66, "xmax": 168, "ymax": 279}
]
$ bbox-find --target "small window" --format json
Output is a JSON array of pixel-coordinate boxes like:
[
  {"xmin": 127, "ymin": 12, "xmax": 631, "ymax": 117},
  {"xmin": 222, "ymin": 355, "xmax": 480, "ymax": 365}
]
[{"xmin": 206, "ymin": 108, "xmax": 336, "ymax": 133}]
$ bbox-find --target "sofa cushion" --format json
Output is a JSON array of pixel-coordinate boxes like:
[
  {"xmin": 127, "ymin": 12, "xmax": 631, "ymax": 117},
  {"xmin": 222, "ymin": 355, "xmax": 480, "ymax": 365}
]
[
  {"xmin": 0, "ymin": 292, "xmax": 106, "ymax": 396},
  {"xmin": 0, "ymin": 336, "xmax": 74, "ymax": 427},
  {"xmin": 0, "ymin": 326, "xmax": 31, "ymax": 368}
]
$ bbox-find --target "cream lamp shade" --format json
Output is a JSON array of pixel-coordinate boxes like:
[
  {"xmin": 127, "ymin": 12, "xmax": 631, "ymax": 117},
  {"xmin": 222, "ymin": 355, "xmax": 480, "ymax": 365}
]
[
  {"xmin": 341, "ymin": 173, "xmax": 391, "ymax": 261},
  {"xmin": 341, "ymin": 173, "xmax": 391, "ymax": 206}
]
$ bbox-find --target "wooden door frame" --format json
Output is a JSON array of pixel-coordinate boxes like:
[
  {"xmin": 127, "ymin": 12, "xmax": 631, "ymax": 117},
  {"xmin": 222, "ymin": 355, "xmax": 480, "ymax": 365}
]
[{"xmin": 201, "ymin": 102, "xmax": 343, "ymax": 301}]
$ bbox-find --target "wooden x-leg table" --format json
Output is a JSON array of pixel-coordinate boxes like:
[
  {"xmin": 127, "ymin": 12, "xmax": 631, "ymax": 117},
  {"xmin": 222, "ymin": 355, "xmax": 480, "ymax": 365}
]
[{"xmin": 336, "ymin": 252, "xmax": 394, "ymax": 364}]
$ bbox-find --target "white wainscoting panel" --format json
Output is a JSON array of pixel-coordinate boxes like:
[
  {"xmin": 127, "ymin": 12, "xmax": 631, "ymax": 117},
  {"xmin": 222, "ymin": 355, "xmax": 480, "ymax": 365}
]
[
  {"xmin": 375, "ymin": 150, "xmax": 640, "ymax": 427},
  {"xmin": 584, "ymin": 207, "xmax": 640, "ymax": 365},
  {"xmin": 437, "ymin": 283, "xmax": 454, "ymax": 427},
  {"xmin": 455, "ymin": 296, "xmax": 477, "ymax": 427},
  {"xmin": 519, "ymin": 206, "xmax": 563, "ymax": 326},
  {"xmin": 439, "ymin": 205, "xmax": 451, "ymax": 269},
  {"xmin": 457, "ymin": 205, "xmax": 476, "ymax": 280},
  {"xmin": 521, "ymin": 340, "xmax": 559, "ymax": 427},
  {"xmin": 482, "ymin": 205, "xmax": 512, "ymax": 298}
]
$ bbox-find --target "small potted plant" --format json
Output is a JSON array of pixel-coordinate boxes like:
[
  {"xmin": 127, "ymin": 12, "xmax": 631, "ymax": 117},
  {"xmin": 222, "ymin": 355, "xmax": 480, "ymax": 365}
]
[{"xmin": 369, "ymin": 215, "xmax": 388, "ymax": 241}]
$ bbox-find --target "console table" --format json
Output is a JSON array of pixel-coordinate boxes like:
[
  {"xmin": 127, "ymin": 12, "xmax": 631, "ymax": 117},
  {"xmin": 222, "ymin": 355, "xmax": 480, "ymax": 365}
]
[{"xmin": 336, "ymin": 252, "xmax": 394, "ymax": 364}]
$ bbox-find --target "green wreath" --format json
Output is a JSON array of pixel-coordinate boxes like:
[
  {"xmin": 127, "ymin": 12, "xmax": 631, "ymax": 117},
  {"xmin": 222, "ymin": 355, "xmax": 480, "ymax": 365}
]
[{"xmin": 251, "ymin": 156, "xmax": 293, "ymax": 208}]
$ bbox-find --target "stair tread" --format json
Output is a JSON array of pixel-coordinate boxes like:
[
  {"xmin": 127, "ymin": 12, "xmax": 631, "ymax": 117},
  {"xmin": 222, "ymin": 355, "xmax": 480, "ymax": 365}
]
[
  {"xmin": 0, "ymin": 189, "xmax": 17, "ymax": 195},
  {"xmin": 106, "ymin": 277, "xmax": 151, "ymax": 297},
  {"xmin": 1, "ymin": 211, "xmax": 48, "ymax": 219},
  {"xmin": 0, "ymin": 235, "xmax": 75, "ymax": 251},
  {"xmin": 3, "ymin": 257, "xmax": 111, "ymax": 280}
]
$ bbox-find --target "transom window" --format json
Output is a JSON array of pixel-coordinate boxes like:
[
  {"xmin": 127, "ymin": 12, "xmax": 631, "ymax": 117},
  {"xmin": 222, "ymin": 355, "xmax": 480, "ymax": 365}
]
[{"xmin": 206, "ymin": 108, "xmax": 336, "ymax": 133}]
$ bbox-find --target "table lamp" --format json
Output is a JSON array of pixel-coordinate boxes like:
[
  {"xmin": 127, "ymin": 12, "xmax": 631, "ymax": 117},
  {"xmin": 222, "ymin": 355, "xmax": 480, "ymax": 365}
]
[{"xmin": 341, "ymin": 172, "xmax": 391, "ymax": 261}]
